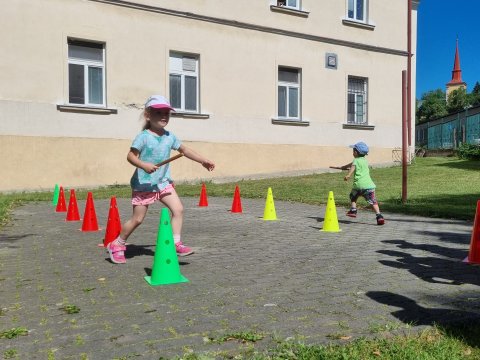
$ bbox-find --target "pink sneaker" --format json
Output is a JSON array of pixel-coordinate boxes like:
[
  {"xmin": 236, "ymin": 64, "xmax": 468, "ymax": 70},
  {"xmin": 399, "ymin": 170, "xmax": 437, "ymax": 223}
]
[
  {"xmin": 107, "ymin": 242, "xmax": 126, "ymax": 264},
  {"xmin": 175, "ymin": 242, "xmax": 194, "ymax": 257}
]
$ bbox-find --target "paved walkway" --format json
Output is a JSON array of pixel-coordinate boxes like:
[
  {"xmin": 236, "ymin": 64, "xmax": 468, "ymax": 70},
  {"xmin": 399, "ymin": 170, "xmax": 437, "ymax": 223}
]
[{"xmin": 1, "ymin": 196, "xmax": 479, "ymax": 359}]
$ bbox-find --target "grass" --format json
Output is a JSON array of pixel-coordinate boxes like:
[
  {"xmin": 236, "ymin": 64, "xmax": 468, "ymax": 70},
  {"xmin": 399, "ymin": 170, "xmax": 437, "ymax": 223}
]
[
  {"xmin": 1, "ymin": 156, "xmax": 480, "ymax": 359},
  {"xmin": 260, "ymin": 325, "xmax": 480, "ymax": 360},
  {"xmin": 1, "ymin": 158, "xmax": 479, "ymax": 227}
]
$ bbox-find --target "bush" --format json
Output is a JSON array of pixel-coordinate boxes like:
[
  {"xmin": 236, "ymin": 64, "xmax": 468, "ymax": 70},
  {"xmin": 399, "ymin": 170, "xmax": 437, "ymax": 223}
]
[{"xmin": 456, "ymin": 143, "xmax": 480, "ymax": 160}]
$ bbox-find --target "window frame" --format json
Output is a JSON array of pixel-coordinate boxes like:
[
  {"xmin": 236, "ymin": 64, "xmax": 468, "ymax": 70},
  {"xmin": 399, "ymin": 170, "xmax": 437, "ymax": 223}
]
[
  {"xmin": 67, "ymin": 39, "xmax": 106, "ymax": 107},
  {"xmin": 169, "ymin": 51, "xmax": 200, "ymax": 113},
  {"xmin": 347, "ymin": 76, "xmax": 368, "ymax": 125},
  {"xmin": 346, "ymin": 0, "xmax": 367, "ymax": 23},
  {"xmin": 276, "ymin": 0, "xmax": 300, "ymax": 10},
  {"xmin": 277, "ymin": 66, "xmax": 301, "ymax": 121}
]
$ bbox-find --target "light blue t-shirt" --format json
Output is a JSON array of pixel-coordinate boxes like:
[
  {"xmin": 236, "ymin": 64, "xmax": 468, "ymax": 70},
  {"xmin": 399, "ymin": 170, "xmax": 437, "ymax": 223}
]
[{"xmin": 129, "ymin": 129, "xmax": 182, "ymax": 192}]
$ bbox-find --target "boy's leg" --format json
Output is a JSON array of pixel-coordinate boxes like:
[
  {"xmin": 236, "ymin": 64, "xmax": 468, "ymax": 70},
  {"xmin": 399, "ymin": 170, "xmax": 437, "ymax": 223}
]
[
  {"xmin": 160, "ymin": 188, "xmax": 194, "ymax": 256},
  {"xmin": 347, "ymin": 190, "xmax": 359, "ymax": 217},
  {"xmin": 365, "ymin": 190, "xmax": 385, "ymax": 225}
]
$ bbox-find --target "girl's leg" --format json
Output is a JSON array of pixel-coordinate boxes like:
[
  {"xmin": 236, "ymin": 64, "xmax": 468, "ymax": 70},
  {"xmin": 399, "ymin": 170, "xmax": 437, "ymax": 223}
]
[
  {"xmin": 108, "ymin": 205, "xmax": 148, "ymax": 264},
  {"xmin": 160, "ymin": 190, "xmax": 184, "ymax": 236},
  {"xmin": 120, "ymin": 205, "xmax": 149, "ymax": 241},
  {"xmin": 160, "ymin": 189, "xmax": 194, "ymax": 256}
]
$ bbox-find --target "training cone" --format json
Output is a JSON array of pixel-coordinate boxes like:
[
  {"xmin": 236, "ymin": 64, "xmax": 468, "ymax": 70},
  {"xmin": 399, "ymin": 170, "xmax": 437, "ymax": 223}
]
[
  {"xmin": 464, "ymin": 200, "xmax": 480, "ymax": 264},
  {"xmin": 66, "ymin": 189, "xmax": 81, "ymax": 221},
  {"xmin": 198, "ymin": 183, "xmax": 208, "ymax": 207},
  {"xmin": 263, "ymin": 187, "xmax": 277, "ymax": 221},
  {"xmin": 321, "ymin": 191, "xmax": 341, "ymax": 232},
  {"xmin": 231, "ymin": 185, "xmax": 243, "ymax": 213},
  {"xmin": 103, "ymin": 196, "xmax": 122, "ymax": 247},
  {"xmin": 55, "ymin": 186, "xmax": 67, "ymax": 212},
  {"xmin": 52, "ymin": 184, "xmax": 59, "ymax": 206},
  {"xmin": 145, "ymin": 208, "xmax": 189, "ymax": 286},
  {"xmin": 81, "ymin": 192, "xmax": 100, "ymax": 232}
]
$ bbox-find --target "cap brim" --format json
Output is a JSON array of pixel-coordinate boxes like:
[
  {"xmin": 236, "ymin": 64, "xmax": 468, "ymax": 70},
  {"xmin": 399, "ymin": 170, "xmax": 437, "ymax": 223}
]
[{"xmin": 149, "ymin": 104, "xmax": 175, "ymax": 111}]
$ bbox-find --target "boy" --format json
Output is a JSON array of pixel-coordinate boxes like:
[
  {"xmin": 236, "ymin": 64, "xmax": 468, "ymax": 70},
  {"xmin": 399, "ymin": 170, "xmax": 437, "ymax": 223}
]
[{"xmin": 331, "ymin": 142, "xmax": 385, "ymax": 225}]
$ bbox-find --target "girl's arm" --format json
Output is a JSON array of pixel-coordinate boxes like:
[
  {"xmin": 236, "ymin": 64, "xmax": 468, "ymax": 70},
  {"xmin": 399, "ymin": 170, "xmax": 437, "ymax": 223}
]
[
  {"xmin": 178, "ymin": 144, "xmax": 215, "ymax": 171},
  {"xmin": 127, "ymin": 148, "xmax": 158, "ymax": 174}
]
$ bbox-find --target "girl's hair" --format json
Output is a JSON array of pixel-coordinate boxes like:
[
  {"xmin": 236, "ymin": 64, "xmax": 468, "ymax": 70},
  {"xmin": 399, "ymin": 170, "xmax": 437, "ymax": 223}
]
[{"xmin": 141, "ymin": 107, "xmax": 152, "ymax": 130}]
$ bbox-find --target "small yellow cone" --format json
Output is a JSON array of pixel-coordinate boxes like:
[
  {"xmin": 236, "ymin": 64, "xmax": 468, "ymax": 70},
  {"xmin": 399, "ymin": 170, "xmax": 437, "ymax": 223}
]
[
  {"xmin": 263, "ymin": 187, "xmax": 277, "ymax": 221},
  {"xmin": 321, "ymin": 191, "xmax": 341, "ymax": 232}
]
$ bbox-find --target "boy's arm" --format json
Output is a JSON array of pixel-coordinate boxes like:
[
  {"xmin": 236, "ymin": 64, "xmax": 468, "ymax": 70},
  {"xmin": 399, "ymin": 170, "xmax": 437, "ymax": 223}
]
[
  {"xmin": 330, "ymin": 162, "xmax": 353, "ymax": 170},
  {"xmin": 178, "ymin": 144, "xmax": 215, "ymax": 171},
  {"xmin": 344, "ymin": 164, "xmax": 355, "ymax": 181}
]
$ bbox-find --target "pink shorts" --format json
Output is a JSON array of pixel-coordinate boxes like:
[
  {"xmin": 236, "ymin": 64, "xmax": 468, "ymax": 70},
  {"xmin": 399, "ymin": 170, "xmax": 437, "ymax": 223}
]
[{"xmin": 131, "ymin": 184, "xmax": 176, "ymax": 206}]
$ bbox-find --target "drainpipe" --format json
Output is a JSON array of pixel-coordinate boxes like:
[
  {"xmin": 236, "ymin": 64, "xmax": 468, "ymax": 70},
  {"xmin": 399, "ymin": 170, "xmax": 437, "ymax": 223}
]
[
  {"xmin": 407, "ymin": 0, "xmax": 412, "ymax": 147},
  {"xmin": 402, "ymin": 70, "xmax": 408, "ymax": 203}
]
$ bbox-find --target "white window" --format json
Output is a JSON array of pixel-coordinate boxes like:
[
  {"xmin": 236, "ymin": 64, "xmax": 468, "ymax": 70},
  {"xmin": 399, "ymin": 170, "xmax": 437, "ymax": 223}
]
[
  {"xmin": 347, "ymin": 76, "xmax": 368, "ymax": 124},
  {"xmin": 277, "ymin": 0, "xmax": 300, "ymax": 10},
  {"xmin": 278, "ymin": 67, "xmax": 301, "ymax": 119},
  {"xmin": 68, "ymin": 39, "xmax": 105, "ymax": 106},
  {"xmin": 347, "ymin": 0, "xmax": 367, "ymax": 22},
  {"xmin": 169, "ymin": 52, "xmax": 199, "ymax": 112}
]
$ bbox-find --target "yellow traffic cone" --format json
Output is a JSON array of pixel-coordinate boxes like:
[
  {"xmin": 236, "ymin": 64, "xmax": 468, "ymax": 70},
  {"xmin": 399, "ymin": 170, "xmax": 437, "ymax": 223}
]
[
  {"xmin": 263, "ymin": 187, "xmax": 277, "ymax": 221},
  {"xmin": 321, "ymin": 191, "xmax": 341, "ymax": 232}
]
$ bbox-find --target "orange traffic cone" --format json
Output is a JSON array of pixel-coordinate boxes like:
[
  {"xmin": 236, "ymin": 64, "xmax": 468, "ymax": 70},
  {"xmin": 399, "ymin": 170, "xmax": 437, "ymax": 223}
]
[
  {"xmin": 66, "ymin": 189, "xmax": 81, "ymax": 221},
  {"xmin": 198, "ymin": 183, "xmax": 208, "ymax": 207},
  {"xmin": 231, "ymin": 185, "xmax": 243, "ymax": 213},
  {"xmin": 81, "ymin": 192, "xmax": 100, "ymax": 231},
  {"xmin": 103, "ymin": 196, "xmax": 122, "ymax": 247},
  {"xmin": 55, "ymin": 186, "xmax": 67, "ymax": 212},
  {"xmin": 464, "ymin": 200, "xmax": 480, "ymax": 264}
]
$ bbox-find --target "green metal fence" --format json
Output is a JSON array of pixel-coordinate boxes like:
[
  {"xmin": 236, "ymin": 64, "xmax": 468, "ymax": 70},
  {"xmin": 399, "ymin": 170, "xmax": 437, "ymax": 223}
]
[{"xmin": 416, "ymin": 105, "xmax": 480, "ymax": 149}]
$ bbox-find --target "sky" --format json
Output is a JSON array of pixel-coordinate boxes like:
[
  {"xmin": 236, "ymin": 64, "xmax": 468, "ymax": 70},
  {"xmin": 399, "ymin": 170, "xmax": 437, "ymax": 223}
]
[{"xmin": 415, "ymin": 0, "xmax": 480, "ymax": 99}]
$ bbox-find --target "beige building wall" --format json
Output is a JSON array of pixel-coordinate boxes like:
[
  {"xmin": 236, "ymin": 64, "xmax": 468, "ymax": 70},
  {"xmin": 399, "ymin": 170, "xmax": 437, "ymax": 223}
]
[{"xmin": 0, "ymin": 0, "xmax": 418, "ymax": 192}]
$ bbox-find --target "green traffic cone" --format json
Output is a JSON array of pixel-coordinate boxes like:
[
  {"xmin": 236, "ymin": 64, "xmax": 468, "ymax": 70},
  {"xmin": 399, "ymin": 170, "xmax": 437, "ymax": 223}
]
[
  {"xmin": 52, "ymin": 184, "xmax": 59, "ymax": 206},
  {"xmin": 144, "ymin": 208, "xmax": 189, "ymax": 286}
]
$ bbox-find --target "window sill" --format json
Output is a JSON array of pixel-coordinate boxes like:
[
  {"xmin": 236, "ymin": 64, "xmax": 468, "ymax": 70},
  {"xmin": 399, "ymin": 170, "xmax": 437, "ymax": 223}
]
[
  {"xmin": 343, "ymin": 123, "xmax": 375, "ymax": 130},
  {"xmin": 56, "ymin": 104, "xmax": 118, "ymax": 114},
  {"xmin": 272, "ymin": 118, "xmax": 310, "ymax": 126},
  {"xmin": 342, "ymin": 19, "xmax": 375, "ymax": 31},
  {"xmin": 270, "ymin": 5, "xmax": 309, "ymax": 18},
  {"xmin": 171, "ymin": 111, "xmax": 210, "ymax": 119}
]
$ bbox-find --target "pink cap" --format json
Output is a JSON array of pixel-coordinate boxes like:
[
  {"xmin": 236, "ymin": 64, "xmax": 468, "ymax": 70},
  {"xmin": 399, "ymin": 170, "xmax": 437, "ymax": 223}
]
[{"xmin": 144, "ymin": 95, "xmax": 175, "ymax": 111}]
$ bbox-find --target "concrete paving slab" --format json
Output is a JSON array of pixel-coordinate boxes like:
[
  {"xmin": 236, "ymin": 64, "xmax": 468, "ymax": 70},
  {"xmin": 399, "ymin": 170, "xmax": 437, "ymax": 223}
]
[{"xmin": 1, "ymin": 196, "xmax": 479, "ymax": 359}]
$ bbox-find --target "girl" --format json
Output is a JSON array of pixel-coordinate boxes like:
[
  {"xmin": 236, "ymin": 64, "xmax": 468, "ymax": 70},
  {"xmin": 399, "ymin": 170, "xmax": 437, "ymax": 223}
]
[{"xmin": 108, "ymin": 95, "xmax": 215, "ymax": 264}]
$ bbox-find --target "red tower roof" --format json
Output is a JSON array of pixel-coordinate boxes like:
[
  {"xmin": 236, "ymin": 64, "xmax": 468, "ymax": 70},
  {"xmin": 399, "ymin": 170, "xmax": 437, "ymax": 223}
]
[{"xmin": 447, "ymin": 39, "xmax": 465, "ymax": 86}]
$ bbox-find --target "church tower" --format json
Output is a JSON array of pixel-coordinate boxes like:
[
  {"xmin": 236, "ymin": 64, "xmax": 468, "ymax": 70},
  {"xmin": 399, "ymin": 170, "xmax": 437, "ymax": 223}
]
[{"xmin": 446, "ymin": 38, "xmax": 467, "ymax": 97}]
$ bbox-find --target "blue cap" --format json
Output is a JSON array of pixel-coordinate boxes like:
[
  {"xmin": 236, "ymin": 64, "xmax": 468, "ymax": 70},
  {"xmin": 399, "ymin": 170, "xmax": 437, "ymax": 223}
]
[{"xmin": 349, "ymin": 141, "xmax": 369, "ymax": 155}]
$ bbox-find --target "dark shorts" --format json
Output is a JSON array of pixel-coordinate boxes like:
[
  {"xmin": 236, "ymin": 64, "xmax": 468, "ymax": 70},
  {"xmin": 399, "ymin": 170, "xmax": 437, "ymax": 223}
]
[{"xmin": 349, "ymin": 189, "xmax": 378, "ymax": 205}]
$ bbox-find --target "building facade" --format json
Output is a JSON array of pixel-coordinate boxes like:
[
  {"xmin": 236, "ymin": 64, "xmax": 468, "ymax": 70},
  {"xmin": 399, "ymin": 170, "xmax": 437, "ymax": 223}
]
[{"xmin": 0, "ymin": 0, "xmax": 419, "ymax": 191}]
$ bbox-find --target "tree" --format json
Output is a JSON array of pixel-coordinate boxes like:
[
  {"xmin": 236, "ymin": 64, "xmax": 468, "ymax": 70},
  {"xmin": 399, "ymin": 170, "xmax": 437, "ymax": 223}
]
[
  {"xmin": 446, "ymin": 87, "xmax": 468, "ymax": 113},
  {"xmin": 416, "ymin": 89, "xmax": 447, "ymax": 124},
  {"xmin": 468, "ymin": 81, "xmax": 480, "ymax": 107}
]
